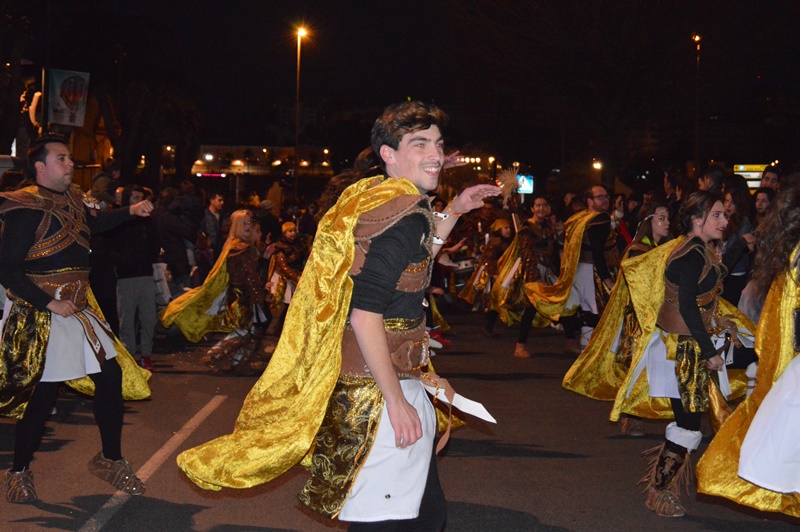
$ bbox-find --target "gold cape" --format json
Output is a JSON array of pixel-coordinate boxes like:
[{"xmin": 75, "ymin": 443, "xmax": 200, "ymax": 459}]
[
  {"xmin": 458, "ymin": 260, "xmax": 490, "ymax": 306},
  {"xmin": 176, "ymin": 176, "xmax": 424, "ymax": 490},
  {"xmin": 160, "ymin": 239, "xmax": 250, "ymax": 342},
  {"xmin": 429, "ymin": 295, "xmax": 450, "ymax": 333},
  {"xmin": 696, "ymin": 245, "xmax": 800, "ymax": 517},
  {"xmin": 524, "ymin": 209, "xmax": 599, "ymax": 321},
  {"xmin": 562, "ymin": 252, "xmax": 637, "ymax": 402},
  {"xmin": 488, "ymin": 234, "xmax": 552, "ymax": 327},
  {"xmin": 66, "ymin": 290, "xmax": 152, "ymax": 400},
  {"xmin": 606, "ymin": 237, "xmax": 750, "ymax": 422}
]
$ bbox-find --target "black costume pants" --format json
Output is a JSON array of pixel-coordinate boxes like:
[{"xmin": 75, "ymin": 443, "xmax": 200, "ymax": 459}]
[
  {"xmin": 517, "ymin": 305, "xmax": 538, "ymax": 344},
  {"xmin": 13, "ymin": 358, "xmax": 124, "ymax": 471}
]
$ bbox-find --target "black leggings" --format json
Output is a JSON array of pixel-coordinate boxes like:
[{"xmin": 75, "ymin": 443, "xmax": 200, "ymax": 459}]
[
  {"xmin": 13, "ymin": 358, "xmax": 124, "ymax": 471},
  {"xmin": 517, "ymin": 305, "xmax": 537, "ymax": 344},
  {"xmin": 348, "ymin": 449, "xmax": 447, "ymax": 532}
]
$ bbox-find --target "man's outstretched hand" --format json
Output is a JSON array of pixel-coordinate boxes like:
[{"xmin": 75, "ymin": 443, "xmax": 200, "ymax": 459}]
[{"xmin": 450, "ymin": 184, "xmax": 502, "ymax": 214}]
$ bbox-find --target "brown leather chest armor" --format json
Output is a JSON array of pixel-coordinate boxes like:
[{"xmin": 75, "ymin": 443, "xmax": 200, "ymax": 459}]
[
  {"xmin": 341, "ymin": 193, "xmax": 434, "ymax": 377},
  {"xmin": 656, "ymin": 240, "xmax": 721, "ymax": 335}
]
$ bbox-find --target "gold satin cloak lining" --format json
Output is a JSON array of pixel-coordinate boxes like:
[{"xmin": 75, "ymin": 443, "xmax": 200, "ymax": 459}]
[
  {"xmin": 488, "ymin": 235, "xmax": 550, "ymax": 327},
  {"xmin": 159, "ymin": 240, "xmax": 250, "ymax": 343},
  {"xmin": 176, "ymin": 177, "xmax": 425, "ymax": 491},
  {"xmin": 524, "ymin": 209, "xmax": 599, "ymax": 321}
]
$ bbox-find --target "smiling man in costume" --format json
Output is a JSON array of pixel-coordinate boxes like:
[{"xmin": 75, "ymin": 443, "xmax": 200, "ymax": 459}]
[{"xmin": 177, "ymin": 101, "xmax": 499, "ymax": 530}]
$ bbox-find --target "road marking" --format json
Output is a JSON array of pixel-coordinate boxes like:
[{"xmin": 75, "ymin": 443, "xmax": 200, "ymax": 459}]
[{"xmin": 78, "ymin": 395, "xmax": 228, "ymax": 532}]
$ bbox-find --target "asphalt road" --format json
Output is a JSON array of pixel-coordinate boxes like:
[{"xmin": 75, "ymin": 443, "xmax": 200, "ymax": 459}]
[{"xmin": 2, "ymin": 301, "xmax": 799, "ymax": 531}]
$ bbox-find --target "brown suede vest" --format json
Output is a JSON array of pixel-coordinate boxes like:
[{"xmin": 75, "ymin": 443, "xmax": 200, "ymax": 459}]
[
  {"xmin": 341, "ymin": 194, "xmax": 434, "ymax": 377},
  {"xmin": 656, "ymin": 239, "xmax": 720, "ymax": 335}
]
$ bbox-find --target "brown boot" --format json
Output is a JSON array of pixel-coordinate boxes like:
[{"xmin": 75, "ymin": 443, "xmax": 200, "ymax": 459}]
[
  {"xmin": 5, "ymin": 469, "xmax": 37, "ymax": 504},
  {"xmin": 645, "ymin": 487, "xmax": 685, "ymax": 517},
  {"xmin": 640, "ymin": 443, "xmax": 691, "ymax": 517},
  {"xmin": 88, "ymin": 452, "xmax": 145, "ymax": 495},
  {"xmin": 620, "ymin": 416, "xmax": 646, "ymax": 437},
  {"xmin": 514, "ymin": 344, "xmax": 531, "ymax": 358}
]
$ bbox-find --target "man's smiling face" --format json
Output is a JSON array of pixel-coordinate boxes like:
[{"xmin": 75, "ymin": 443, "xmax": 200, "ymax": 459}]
[{"xmin": 381, "ymin": 125, "xmax": 444, "ymax": 193}]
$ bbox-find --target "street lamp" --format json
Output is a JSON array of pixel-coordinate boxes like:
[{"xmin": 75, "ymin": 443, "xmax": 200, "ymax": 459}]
[
  {"xmin": 295, "ymin": 26, "xmax": 307, "ymax": 197},
  {"xmin": 692, "ymin": 33, "xmax": 702, "ymax": 177}
]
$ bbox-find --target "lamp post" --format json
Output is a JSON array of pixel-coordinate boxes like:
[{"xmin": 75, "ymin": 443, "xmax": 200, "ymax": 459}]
[
  {"xmin": 592, "ymin": 159, "xmax": 603, "ymax": 186},
  {"xmin": 692, "ymin": 33, "xmax": 702, "ymax": 178},
  {"xmin": 295, "ymin": 27, "xmax": 307, "ymax": 198}
]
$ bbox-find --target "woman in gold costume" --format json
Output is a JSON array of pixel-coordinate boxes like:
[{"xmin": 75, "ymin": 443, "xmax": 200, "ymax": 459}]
[
  {"xmin": 161, "ymin": 210, "xmax": 268, "ymax": 375},
  {"xmin": 696, "ymin": 182, "xmax": 800, "ymax": 518},
  {"xmin": 629, "ymin": 192, "xmax": 757, "ymax": 518}
]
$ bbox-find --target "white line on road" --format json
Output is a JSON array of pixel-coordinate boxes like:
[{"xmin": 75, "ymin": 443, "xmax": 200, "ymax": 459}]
[{"xmin": 78, "ymin": 394, "xmax": 228, "ymax": 532}]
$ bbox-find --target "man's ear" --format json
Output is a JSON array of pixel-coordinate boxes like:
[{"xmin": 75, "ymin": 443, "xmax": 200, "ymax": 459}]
[
  {"xmin": 34, "ymin": 160, "xmax": 45, "ymax": 177},
  {"xmin": 379, "ymin": 144, "xmax": 395, "ymax": 167}
]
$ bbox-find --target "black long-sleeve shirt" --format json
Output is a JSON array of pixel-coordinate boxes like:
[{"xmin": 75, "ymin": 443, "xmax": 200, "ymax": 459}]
[
  {"xmin": 664, "ymin": 237, "xmax": 723, "ymax": 360},
  {"xmin": 586, "ymin": 213, "xmax": 613, "ymax": 281},
  {"xmin": 0, "ymin": 188, "xmax": 133, "ymax": 310},
  {"xmin": 350, "ymin": 213, "xmax": 429, "ymax": 319}
]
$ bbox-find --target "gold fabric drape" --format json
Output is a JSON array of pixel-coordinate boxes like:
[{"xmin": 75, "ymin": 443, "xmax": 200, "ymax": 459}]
[
  {"xmin": 429, "ymin": 295, "xmax": 450, "ymax": 333},
  {"xmin": 489, "ymin": 235, "xmax": 523, "ymax": 325},
  {"xmin": 159, "ymin": 240, "xmax": 250, "ymax": 343},
  {"xmin": 66, "ymin": 289, "xmax": 152, "ymax": 400},
  {"xmin": 176, "ymin": 177, "xmax": 423, "ymax": 491},
  {"xmin": 562, "ymin": 258, "xmax": 633, "ymax": 402},
  {"xmin": 0, "ymin": 300, "xmax": 51, "ymax": 418},
  {"xmin": 696, "ymin": 245, "xmax": 800, "ymax": 517},
  {"xmin": 458, "ymin": 263, "xmax": 490, "ymax": 306},
  {"xmin": 524, "ymin": 209, "xmax": 599, "ymax": 321},
  {"xmin": 298, "ymin": 375, "xmax": 384, "ymax": 517}
]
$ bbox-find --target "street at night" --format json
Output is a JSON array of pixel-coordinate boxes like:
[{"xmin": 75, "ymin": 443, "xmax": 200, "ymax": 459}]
[
  {"xmin": 2, "ymin": 305, "xmax": 798, "ymax": 531},
  {"xmin": 2, "ymin": 2, "xmax": 800, "ymax": 530}
]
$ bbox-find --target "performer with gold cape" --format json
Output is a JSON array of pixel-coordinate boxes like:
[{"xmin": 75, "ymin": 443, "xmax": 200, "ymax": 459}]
[
  {"xmin": 162, "ymin": 210, "xmax": 269, "ymax": 375},
  {"xmin": 458, "ymin": 218, "xmax": 513, "ymax": 337},
  {"xmin": 266, "ymin": 221, "xmax": 308, "ymax": 334},
  {"xmin": 487, "ymin": 195, "xmax": 558, "ymax": 357},
  {"xmin": 604, "ymin": 192, "xmax": 757, "ymax": 518},
  {"xmin": 1, "ymin": 135, "xmax": 151, "ymax": 504},
  {"xmin": 563, "ymin": 204, "xmax": 672, "ymax": 436},
  {"xmin": 524, "ymin": 185, "xmax": 619, "ymax": 351},
  {"xmin": 176, "ymin": 101, "xmax": 500, "ymax": 529},
  {"xmin": 696, "ymin": 185, "xmax": 800, "ymax": 518}
]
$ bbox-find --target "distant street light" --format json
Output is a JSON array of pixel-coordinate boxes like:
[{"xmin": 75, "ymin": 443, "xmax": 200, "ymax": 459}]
[
  {"xmin": 295, "ymin": 26, "xmax": 308, "ymax": 197},
  {"xmin": 692, "ymin": 32, "xmax": 702, "ymax": 177},
  {"xmin": 592, "ymin": 160, "xmax": 603, "ymax": 171}
]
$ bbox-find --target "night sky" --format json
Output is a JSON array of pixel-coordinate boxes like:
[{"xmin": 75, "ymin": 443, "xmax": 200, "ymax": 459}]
[{"xmin": 9, "ymin": 0, "xmax": 800, "ymax": 176}]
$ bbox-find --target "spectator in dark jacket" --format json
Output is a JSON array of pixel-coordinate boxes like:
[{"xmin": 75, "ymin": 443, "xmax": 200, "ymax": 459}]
[
  {"xmin": 152, "ymin": 187, "xmax": 197, "ymax": 295},
  {"xmin": 110, "ymin": 185, "xmax": 161, "ymax": 370}
]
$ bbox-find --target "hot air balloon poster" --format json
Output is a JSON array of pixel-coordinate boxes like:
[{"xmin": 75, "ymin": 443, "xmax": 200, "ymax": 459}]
[{"xmin": 46, "ymin": 69, "xmax": 90, "ymax": 127}]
